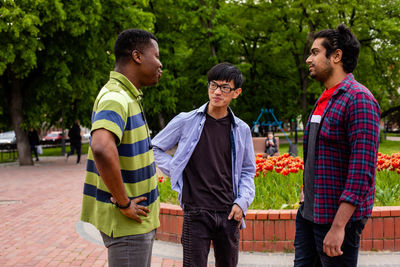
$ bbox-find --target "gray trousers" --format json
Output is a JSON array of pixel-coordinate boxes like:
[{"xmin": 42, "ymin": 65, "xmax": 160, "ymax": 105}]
[{"xmin": 100, "ymin": 229, "xmax": 156, "ymax": 267}]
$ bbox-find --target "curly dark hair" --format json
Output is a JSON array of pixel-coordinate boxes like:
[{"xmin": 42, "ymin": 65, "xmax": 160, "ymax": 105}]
[{"xmin": 314, "ymin": 24, "xmax": 360, "ymax": 73}]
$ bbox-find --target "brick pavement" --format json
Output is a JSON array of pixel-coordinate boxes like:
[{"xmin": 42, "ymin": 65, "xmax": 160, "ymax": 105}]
[
  {"xmin": 0, "ymin": 156, "xmax": 182, "ymax": 267},
  {"xmin": 1, "ymin": 155, "xmax": 400, "ymax": 267}
]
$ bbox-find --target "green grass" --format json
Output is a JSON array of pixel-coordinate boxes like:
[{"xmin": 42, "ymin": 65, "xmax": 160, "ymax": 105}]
[
  {"xmin": 385, "ymin": 133, "xmax": 400, "ymax": 137},
  {"xmin": 157, "ymin": 138, "xmax": 400, "ymax": 208},
  {"xmin": 158, "ymin": 139, "xmax": 400, "ymax": 209},
  {"xmin": 278, "ymin": 139, "xmax": 400, "ymax": 156},
  {"xmin": 2, "ymin": 138, "xmax": 399, "ymax": 208},
  {"xmin": 0, "ymin": 150, "xmax": 18, "ymax": 163},
  {"xmin": 378, "ymin": 140, "xmax": 400, "ymax": 155},
  {"xmin": 158, "ymin": 178, "xmax": 179, "ymax": 205},
  {"xmin": 250, "ymin": 171, "xmax": 302, "ymax": 210},
  {"xmin": 41, "ymin": 143, "xmax": 89, "ymax": 157},
  {"xmin": 158, "ymin": 169, "xmax": 400, "ymax": 209},
  {"xmin": 0, "ymin": 143, "xmax": 89, "ymax": 163},
  {"xmin": 375, "ymin": 170, "xmax": 400, "ymax": 206},
  {"xmin": 279, "ymin": 143, "xmax": 304, "ymax": 157}
]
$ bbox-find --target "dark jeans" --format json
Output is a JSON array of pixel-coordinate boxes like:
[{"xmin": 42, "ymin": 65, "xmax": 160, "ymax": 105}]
[
  {"xmin": 30, "ymin": 144, "xmax": 38, "ymax": 160},
  {"xmin": 294, "ymin": 209, "xmax": 366, "ymax": 267},
  {"xmin": 67, "ymin": 143, "xmax": 81, "ymax": 163},
  {"xmin": 182, "ymin": 208, "xmax": 240, "ymax": 267}
]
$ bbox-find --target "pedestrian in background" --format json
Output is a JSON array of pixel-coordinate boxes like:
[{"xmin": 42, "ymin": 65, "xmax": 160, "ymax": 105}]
[
  {"xmin": 294, "ymin": 24, "xmax": 380, "ymax": 267},
  {"xmin": 28, "ymin": 128, "xmax": 40, "ymax": 161},
  {"xmin": 67, "ymin": 120, "xmax": 82, "ymax": 164},
  {"xmin": 265, "ymin": 132, "xmax": 278, "ymax": 156}
]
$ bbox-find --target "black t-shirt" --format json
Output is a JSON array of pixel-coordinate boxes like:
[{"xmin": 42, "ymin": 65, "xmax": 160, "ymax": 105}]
[{"xmin": 182, "ymin": 113, "xmax": 234, "ymax": 211}]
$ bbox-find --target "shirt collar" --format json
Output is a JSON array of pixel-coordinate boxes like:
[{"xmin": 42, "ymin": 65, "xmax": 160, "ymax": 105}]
[
  {"xmin": 197, "ymin": 102, "xmax": 237, "ymax": 127},
  {"xmin": 336, "ymin": 73, "xmax": 354, "ymax": 92},
  {"xmin": 109, "ymin": 71, "xmax": 143, "ymax": 98}
]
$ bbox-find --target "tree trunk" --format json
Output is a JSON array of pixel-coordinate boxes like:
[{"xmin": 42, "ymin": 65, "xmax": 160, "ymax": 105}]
[
  {"xmin": 8, "ymin": 70, "xmax": 33, "ymax": 165},
  {"xmin": 158, "ymin": 113, "xmax": 165, "ymax": 129},
  {"xmin": 200, "ymin": 0, "xmax": 217, "ymax": 58}
]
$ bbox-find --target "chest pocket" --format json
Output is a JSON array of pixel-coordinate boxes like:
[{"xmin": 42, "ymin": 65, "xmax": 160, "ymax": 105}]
[{"xmin": 319, "ymin": 115, "xmax": 347, "ymax": 144}]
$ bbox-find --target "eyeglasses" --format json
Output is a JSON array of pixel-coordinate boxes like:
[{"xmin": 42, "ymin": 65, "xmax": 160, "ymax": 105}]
[{"xmin": 208, "ymin": 81, "xmax": 235, "ymax": 93}]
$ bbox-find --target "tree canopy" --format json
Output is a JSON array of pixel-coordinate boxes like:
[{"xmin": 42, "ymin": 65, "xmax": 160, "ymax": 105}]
[
  {"xmin": 147, "ymin": 0, "xmax": 400, "ymax": 129},
  {"xmin": 1, "ymin": 0, "xmax": 400, "ymax": 165},
  {"xmin": 0, "ymin": 0, "xmax": 155, "ymax": 164}
]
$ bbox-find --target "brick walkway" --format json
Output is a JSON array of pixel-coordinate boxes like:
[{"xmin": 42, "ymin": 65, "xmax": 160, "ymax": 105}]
[
  {"xmin": 1, "ymin": 155, "xmax": 400, "ymax": 267},
  {"xmin": 0, "ymin": 155, "xmax": 180, "ymax": 267}
]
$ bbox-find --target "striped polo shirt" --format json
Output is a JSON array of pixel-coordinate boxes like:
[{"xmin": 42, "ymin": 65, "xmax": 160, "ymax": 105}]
[{"xmin": 81, "ymin": 71, "xmax": 160, "ymax": 237}]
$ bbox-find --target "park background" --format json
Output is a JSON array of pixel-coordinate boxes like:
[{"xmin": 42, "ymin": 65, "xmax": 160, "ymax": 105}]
[
  {"xmin": 1, "ymin": 0, "xmax": 400, "ymax": 165},
  {"xmin": 2, "ymin": 0, "xmax": 400, "ymax": 258}
]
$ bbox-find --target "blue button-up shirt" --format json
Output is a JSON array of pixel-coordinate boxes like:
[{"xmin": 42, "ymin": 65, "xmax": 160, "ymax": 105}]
[{"xmin": 152, "ymin": 103, "xmax": 256, "ymax": 219}]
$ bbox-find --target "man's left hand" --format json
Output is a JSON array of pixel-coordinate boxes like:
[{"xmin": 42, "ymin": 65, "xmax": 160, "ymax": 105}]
[
  {"xmin": 323, "ymin": 225, "xmax": 345, "ymax": 257},
  {"xmin": 228, "ymin": 204, "xmax": 243, "ymax": 222}
]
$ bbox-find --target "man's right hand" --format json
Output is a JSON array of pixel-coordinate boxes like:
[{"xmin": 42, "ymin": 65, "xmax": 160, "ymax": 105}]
[{"xmin": 111, "ymin": 196, "xmax": 150, "ymax": 223}]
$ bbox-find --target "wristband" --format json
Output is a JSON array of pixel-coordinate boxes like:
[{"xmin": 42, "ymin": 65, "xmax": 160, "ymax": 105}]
[{"xmin": 115, "ymin": 199, "xmax": 131, "ymax": 209}]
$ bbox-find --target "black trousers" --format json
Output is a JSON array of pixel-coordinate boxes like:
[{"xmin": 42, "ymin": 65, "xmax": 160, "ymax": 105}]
[
  {"xmin": 30, "ymin": 144, "xmax": 38, "ymax": 160},
  {"xmin": 67, "ymin": 143, "xmax": 81, "ymax": 163},
  {"xmin": 182, "ymin": 208, "xmax": 240, "ymax": 267}
]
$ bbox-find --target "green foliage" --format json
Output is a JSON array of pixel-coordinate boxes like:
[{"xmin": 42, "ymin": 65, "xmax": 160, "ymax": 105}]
[
  {"xmin": 45, "ymin": 143, "xmax": 90, "ymax": 157},
  {"xmin": 158, "ymin": 177, "xmax": 179, "ymax": 205},
  {"xmin": 158, "ymin": 139, "xmax": 400, "ymax": 209},
  {"xmin": 158, "ymin": 169, "xmax": 400, "ymax": 209},
  {"xmin": 0, "ymin": 0, "xmax": 155, "ymax": 130},
  {"xmin": 2, "ymin": 0, "xmax": 400, "ymax": 162},
  {"xmin": 146, "ymin": 0, "xmax": 400, "ymax": 129},
  {"xmin": 250, "ymin": 171, "xmax": 303, "ymax": 210},
  {"xmin": 279, "ymin": 138, "xmax": 399, "ymax": 160},
  {"xmin": 377, "ymin": 140, "xmax": 400, "ymax": 155},
  {"xmin": 375, "ymin": 171, "xmax": 400, "ymax": 206}
]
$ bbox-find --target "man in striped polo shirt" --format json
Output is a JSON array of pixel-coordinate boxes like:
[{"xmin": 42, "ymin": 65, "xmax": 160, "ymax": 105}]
[
  {"xmin": 81, "ymin": 29, "xmax": 162, "ymax": 267},
  {"xmin": 294, "ymin": 24, "xmax": 380, "ymax": 266}
]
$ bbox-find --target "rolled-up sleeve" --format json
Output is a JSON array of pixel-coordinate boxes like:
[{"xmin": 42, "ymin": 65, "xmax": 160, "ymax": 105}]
[{"xmin": 339, "ymin": 92, "xmax": 380, "ymax": 206}]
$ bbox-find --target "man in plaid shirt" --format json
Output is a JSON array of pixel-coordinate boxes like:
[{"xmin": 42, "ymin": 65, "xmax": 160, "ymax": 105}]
[{"xmin": 294, "ymin": 24, "xmax": 380, "ymax": 267}]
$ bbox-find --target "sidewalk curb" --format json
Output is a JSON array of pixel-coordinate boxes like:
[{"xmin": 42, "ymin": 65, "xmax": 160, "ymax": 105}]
[{"xmin": 76, "ymin": 221, "xmax": 400, "ymax": 267}]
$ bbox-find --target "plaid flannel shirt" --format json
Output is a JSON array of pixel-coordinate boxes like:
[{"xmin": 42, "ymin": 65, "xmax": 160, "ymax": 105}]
[{"xmin": 303, "ymin": 73, "xmax": 381, "ymax": 224}]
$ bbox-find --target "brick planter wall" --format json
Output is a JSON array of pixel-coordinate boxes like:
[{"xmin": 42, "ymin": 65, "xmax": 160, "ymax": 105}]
[{"xmin": 156, "ymin": 203, "xmax": 400, "ymax": 252}]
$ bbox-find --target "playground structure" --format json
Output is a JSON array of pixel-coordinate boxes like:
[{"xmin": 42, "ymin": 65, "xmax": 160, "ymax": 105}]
[{"xmin": 252, "ymin": 108, "xmax": 298, "ymax": 156}]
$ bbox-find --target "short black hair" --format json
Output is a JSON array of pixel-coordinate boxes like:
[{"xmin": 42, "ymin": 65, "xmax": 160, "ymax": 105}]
[
  {"xmin": 207, "ymin": 62, "xmax": 244, "ymax": 89},
  {"xmin": 314, "ymin": 24, "xmax": 360, "ymax": 73},
  {"xmin": 114, "ymin": 29, "xmax": 158, "ymax": 64}
]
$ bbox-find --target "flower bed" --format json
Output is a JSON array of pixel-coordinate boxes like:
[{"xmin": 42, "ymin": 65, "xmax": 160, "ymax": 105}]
[
  {"xmin": 377, "ymin": 152, "xmax": 400, "ymax": 172},
  {"xmin": 157, "ymin": 152, "xmax": 400, "ymax": 252},
  {"xmin": 159, "ymin": 152, "xmax": 400, "ymax": 208}
]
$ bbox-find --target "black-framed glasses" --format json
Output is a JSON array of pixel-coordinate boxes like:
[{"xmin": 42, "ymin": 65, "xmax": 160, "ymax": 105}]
[{"xmin": 208, "ymin": 81, "xmax": 235, "ymax": 93}]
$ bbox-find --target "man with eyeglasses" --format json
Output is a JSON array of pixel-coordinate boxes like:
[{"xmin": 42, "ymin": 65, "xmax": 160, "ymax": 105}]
[
  {"xmin": 81, "ymin": 29, "xmax": 162, "ymax": 267},
  {"xmin": 152, "ymin": 62, "xmax": 256, "ymax": 267}
]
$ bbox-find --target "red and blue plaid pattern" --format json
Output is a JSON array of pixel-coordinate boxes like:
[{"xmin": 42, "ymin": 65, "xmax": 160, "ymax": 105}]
[{"xmin": 303, "ymin": 73, "xmax": 381, "ymax": 224}]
